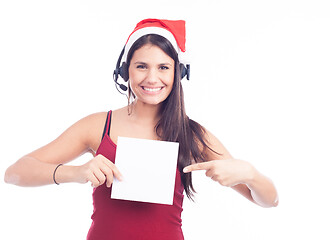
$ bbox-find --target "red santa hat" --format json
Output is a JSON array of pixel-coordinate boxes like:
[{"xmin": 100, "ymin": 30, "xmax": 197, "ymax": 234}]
[{"xmin": 122, "ymin": 18, "xmax": 188, "ymax": 63}]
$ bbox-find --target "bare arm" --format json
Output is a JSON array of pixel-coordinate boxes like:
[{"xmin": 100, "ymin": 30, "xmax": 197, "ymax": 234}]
[
  {"xmin": 184, "ymin": 130, "xmax": 279, "ymax": 208},
  {"xmin": 4, "ymin": 156, "xmax": 80, "ymax": 186},
  {"xmin": 4, "ymin": 112, "xmax": 122, "ymax": 188}
]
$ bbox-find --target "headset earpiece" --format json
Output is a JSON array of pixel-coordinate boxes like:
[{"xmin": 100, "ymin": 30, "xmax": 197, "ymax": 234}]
[
  {"xmin": 113, "ymin": 47, "xmax": 129, "ymax": 92},
  {"xmin": 180, "ymin": 63, "xmax": 190, "ymax": 80},
  {"xmin": 119, "ymin": 62, "xmax": 129, "ymax": 82}
]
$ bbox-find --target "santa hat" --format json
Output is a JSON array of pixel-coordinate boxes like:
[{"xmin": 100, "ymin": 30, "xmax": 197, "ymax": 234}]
[{"xmin": 122, "ymin": 18, "xmax": 188, "ymax": 63}]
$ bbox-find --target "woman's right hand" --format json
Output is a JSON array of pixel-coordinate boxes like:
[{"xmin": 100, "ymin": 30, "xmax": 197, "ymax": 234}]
[{"xmin": 75, "ymin": 154, "xmax": 123, "ymax": 188}]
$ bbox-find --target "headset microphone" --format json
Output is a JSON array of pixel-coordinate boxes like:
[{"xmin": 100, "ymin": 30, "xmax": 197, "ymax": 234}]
[
  {"xmin": 118, "ymin": 83, "xmax": 127, "ymax": 91},
  {"xmin": 113, "ymin": 70, "xmax": 128, "ymax": 92}
]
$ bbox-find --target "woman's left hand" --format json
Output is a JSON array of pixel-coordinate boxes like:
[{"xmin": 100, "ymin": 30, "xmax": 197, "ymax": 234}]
[{"xmin": 183, "ymin": 159, "xmax": 256, "ymax": 187}]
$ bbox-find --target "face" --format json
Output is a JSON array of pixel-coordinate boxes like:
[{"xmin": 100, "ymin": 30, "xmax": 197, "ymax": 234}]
[{"xmin": 128, "ymin": 44, "xmax": 175, "ymax": 106}]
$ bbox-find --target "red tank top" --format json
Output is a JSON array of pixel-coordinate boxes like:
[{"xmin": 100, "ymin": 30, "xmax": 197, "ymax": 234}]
[{"xmin": 86, "ymin": 111, "xmax": 185, "ymax": 240}]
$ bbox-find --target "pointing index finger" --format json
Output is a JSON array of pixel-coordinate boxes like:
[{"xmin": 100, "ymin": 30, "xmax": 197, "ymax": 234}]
[{"xmin": 183, "ymin": 162, "xmax": 213, "ymax": 173}]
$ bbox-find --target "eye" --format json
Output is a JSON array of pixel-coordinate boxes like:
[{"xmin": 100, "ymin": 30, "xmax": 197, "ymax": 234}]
[
  {"xmin": 159, "ymin": 65, "xmax": 169, "ymax": 70},
  {"xmin": 136, "ymin": 64, "xmax": 147, "ymax": 69}
]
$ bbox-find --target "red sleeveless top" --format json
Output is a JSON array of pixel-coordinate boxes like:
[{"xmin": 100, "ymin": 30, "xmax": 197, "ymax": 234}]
[{"xmin": 86, "ymin": 111, "xmax": 185, "ymax": 240}]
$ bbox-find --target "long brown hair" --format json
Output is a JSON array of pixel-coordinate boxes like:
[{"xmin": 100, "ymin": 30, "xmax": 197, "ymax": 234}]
[{"xmin": 126, "ymin": 34, "xmax": 219, "ymax": 199}]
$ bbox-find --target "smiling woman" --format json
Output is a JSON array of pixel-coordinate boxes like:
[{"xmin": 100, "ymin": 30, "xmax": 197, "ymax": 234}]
[{"xmin": 4, "ymin": 18, "xmax": 278, "ymax": 240}]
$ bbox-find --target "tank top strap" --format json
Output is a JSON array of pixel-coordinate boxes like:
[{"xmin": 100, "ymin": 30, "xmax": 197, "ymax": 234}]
[{"xmin": 101, "ymin": 110, "xmax": 112, "ymax": 140}]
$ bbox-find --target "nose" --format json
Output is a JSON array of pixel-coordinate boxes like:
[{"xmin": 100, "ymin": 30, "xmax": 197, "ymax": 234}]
[{"xmin": 145, "ymin": 68, "xmax": 158, "ymax": 84}]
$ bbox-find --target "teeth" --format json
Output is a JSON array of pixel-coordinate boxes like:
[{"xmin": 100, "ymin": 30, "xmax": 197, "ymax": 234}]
[{"xmin": 143, "ymin": 87, "xmax": 162, "ymax": 92}]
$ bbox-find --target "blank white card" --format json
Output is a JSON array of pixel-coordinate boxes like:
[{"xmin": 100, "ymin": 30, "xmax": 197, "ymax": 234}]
[{"xmin": 111, "ymin": 137, "xmax": 179, "ymax": 205}]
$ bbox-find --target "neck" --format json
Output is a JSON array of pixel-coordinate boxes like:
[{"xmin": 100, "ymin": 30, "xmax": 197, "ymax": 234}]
[{"xmin": 128, "ymin": 100, "xmax": 162, "ymax": 124}]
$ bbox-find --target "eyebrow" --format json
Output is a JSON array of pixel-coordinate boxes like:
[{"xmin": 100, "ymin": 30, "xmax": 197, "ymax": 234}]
[{"xmin": 133, "ymin": 61, "xmax": 173, "ymax": 66}]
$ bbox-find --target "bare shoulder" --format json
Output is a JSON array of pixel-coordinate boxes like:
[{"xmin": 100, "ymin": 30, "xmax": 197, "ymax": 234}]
[
  {"xmin": 66, "ymin": 112, "xmax": 107, "ymax": 135},
  {"xmin": 79, "ymin": 111, "xmax": 108, "ymax": 127},
  {"xmin": 203, "ymin": 128, "xmax": 233, "ymax": 160},
  {"xmin": 76, "ymin": 112, "xmax": 108, "ymax": 151}
]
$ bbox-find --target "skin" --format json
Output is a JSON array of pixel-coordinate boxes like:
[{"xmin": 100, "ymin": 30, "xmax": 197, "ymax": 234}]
[{"xmin": 4, "ymin": 44, "xmax": 278, "ymax": 208}]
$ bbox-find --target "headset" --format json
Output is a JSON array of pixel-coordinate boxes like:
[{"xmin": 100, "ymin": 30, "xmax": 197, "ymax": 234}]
[{"xmin": 113, "ymin": 47, "xmax": 190, "ymax": 92}]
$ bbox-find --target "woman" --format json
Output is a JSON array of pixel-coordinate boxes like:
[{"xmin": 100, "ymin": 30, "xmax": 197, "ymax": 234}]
[{"xmin": 4, "ymin": 19, "xmax": 278, "ymax": 239}]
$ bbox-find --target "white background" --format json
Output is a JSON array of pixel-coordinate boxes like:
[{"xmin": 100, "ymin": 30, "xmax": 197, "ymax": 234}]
[{"xmin": 1, "ymin": 0, "xmax": 329, "ymax": 239}]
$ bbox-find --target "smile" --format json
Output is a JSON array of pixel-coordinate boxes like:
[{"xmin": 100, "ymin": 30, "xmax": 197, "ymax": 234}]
[{"xmin": 142, "ymin": 86, "xmax": 164, "ymax": 92}]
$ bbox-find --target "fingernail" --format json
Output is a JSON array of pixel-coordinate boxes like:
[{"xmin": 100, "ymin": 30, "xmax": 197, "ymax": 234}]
[{"xmin": 183, "ymin": 168, "xmax": 188, "ymax": 173}]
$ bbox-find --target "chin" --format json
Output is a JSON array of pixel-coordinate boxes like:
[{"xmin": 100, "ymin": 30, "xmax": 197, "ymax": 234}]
[
  {"xmin": 134, "ymin": 93, "xmax": 170, "ymax": 106},
  {"xmin": 135, "ymin": 95, "xmax": 167, "ymax": 106},
  {"xmin": 142, "ymin": 99, "xmax": 165, "ymax": 106}
]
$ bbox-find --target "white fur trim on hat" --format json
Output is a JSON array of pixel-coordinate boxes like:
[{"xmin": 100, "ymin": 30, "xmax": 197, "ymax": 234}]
[{"xmin": 122, "ymin": 27, "xmax": 181, "ymax": 63}]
